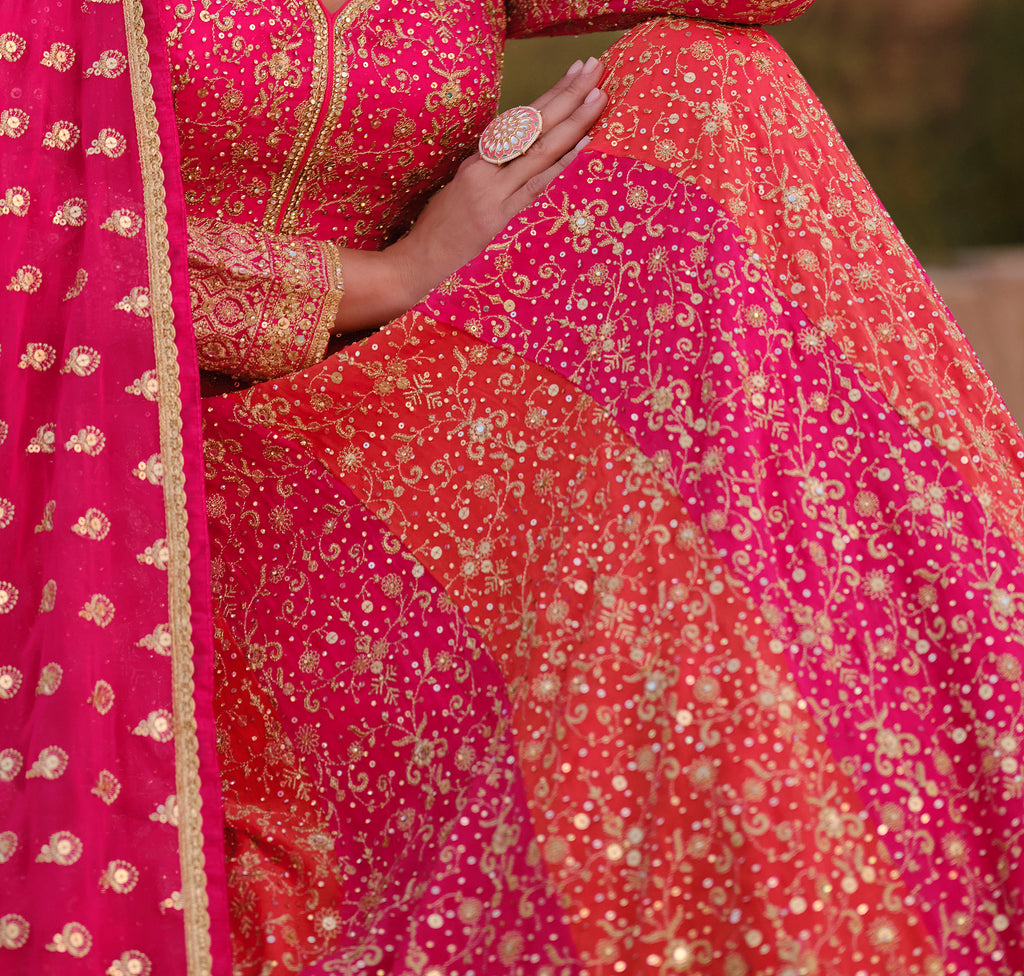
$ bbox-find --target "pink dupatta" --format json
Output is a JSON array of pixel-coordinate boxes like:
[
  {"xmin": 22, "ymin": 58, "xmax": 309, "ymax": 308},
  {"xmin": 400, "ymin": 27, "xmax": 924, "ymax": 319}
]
[{"xmin": 0, "ymin": 0, "xmax": 228, "ymax": 970}]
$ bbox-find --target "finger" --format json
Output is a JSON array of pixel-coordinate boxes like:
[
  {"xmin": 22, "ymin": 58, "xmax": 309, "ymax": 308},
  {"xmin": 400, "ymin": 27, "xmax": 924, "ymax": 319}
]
[
  {"xmin": 505, "ymin": 134, "xmax": 595, "ymax": 214},
  {"xmin": 503, "ymin": 86, "xmax": 607, "ymax": 183},
  {"xmin": 530, "ymin": 57, "xmax": 590, "ymax": 114},
  {"xmin": 532, "ymin": 56, "xmax": 605, "ymax": 124}
]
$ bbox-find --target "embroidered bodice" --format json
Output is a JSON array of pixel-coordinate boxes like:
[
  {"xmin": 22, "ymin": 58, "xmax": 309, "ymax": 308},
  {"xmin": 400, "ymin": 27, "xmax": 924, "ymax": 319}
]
[
  {"xmin": 165, "ymin": 0, "xmax": 504, "ymax": 247},
  {"xmin": 163, "ymin": 0, "xmax": 815, "ymax": 378}
]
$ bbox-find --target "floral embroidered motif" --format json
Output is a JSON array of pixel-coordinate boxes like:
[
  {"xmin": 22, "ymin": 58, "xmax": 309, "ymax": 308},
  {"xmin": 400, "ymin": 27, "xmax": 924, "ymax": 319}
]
[
  {"xmin": 65, "ymin": 425, "xmax": 106, "ymax": 455},
  {"xmin": 101, "ymin": 207, "xmax": 141, "ymax": 236},
  {"xmin": 0, "ymin": 185, "xmax": 29, "ymax": 215},
  {"xmin": 137, "ymin": 622, "xmax": 172, "ymax": 655},
  {"xmin": 53, "ymin": 196, "xmax": 86, "ymax": 225},
  {"xmin": 72, "ymin": 508, "xmax": 111, "ymax": 540},
  {"xmin": 45, "ymin": 921, "xmax": 92, "ymax": 957},
  {"xmin": 85, "ymin": 49, "xmax": 127, "ymax": 78},
  {"xmin": 26, "ymin": 745, "xmax": 69, "ymax": 780},
  {"xmin": 0, "ymin": 33, "xmax": 25, "ymax": 62},
  {"xmin": 18, "ymin": 342, "xmax": 56, "ymax": 371},
  {"xmin": 125, "ymin": 369, "xmax": 158, "ymax": 399},
  {"xmin": 132, "ymin": 454, "xmax": 164, "ymax": 485},
  {"xmin": 133, "ymin": 709, "xmax": 173, "ymax": 742},
  {"xmin": 35, "ymin": 500, "xmax": 55, "ymax": 532},
  {"xmin": 62, "ymin": 345, "xmax": 100, "ymax": 375},
  {"xmin": 0, "ymin": 749, "xmax": 23, "ymax": 782},
  {"xmin": 0, "ymin": 580, "xmax": 18, "ymax": 614},
  {"xmin": 6, "ymin": 264, "xmax": 41, "ymax": 292},
  {"xmin": 99, "ymin": 860, "xmax": 139, "ymax": 893},
  {"xmin": 40, "ymin": 41, "xmax": 75, "ymax": 71},
  {"xmin": 91, "ymin": 769, "xmax": 121, "ymax": 805},
  {"xmin": 79, "ymin": 593, "xmax": 115, "ymax": 627},
  {"xmin": 63, "ymin": 268, "xmax": 88, "ymax": 301},
  {"xmin": 0, "ymin": 107, "xmax": 28, "ymax": 137},
  {"xmin": 41, "ymin": 120, "xmax": 80, "ymax": 150},
  {"xmin": 136, "ymin": 537, "xmax": 169, "ymax": 570},
  {"xmin": 158, "ymin": 891, "xmax": 183, "ymax": 913},
  {"xmin": 38, "ymin": 579, "xmax": 56, "ymax": 613},
  {"xmin": 0, "ymin": 497, "xmax": 13, "ymax": 528},
  {"xmin": 89, "ymin": 680, "xmax": 115, "ymax": 714},
  {"xmin": 107, "ymin": 950, "xmax": 153, "ymax": 976},
  {"xmin": 36, "ymin": 662, "xmax": 62, "ymax": 695},
  {"xmin": 114, "ymin": 285, "xmax": 150, "ymax": 316},
  {"xmin": 149, "ymin": 795, "xmax": 178, "ymax": 826},
  {"xmin": 26, "ymin": 422, "xmax": 55, "ymax": 453},
  {"xmin": 0, "ymin": 832, "xmax": 17, "ymax": 864},
  {"xmin": 0, "ymin": 667, "xmax": 22, "ymax": 699},
  {"xmin": 0, "ymin": 913, "xmax": 29, "ymax": 949},
  {"xmin": 86, "ymin": 127, "xmax": 126, "ymax": 157},
  {"xmin": 36, "ymin": 831, "xmax": 83, "ymax": 866}
]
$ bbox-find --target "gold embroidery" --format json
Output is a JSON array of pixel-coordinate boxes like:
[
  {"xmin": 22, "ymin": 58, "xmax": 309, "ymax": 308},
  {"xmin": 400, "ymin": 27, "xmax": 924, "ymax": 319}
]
[
  {"xmin": 63, "ymin": 269, "xmax": 88, "ymax": 301},
  {"xmin": 44, "ymin": 921, "xmax": 92, "ymax": 957},
  {"xmin": 36, "ymin": 662, "xmax": 63, "ymax": 694},
  {"xmin": 0, "ymin": 581, "xmax": 19, "ymax": 614},
  {"xmin": 18, "ymin": 343, "xmax": 56, "ymax": 371},
  {"xmin": 79, "ymin": 593, "xmax": 115, "ymax": 626},
  {"xmin": 6, "ymin": 264, "xmax": 41, "ymax": 292},
  {"xmin": 187, "ymin": 217, "xmax": 342, "ymax": 378},
  {"xmin": 0, "ymin": 667, "xmax": 22, "ymax": 699},
  {"xmin": 41, "ymin": 41, "xmax": 75, "ymax": 71},
  {"xmin": 92, "ymin": 769, "xmax": 122, "ymax": 804},
  {"xmin": 86, "ymin": 49, "xmax": 128, "ymax": 78},
  {"xmin": 53, "ymin": 196, "xmax": 87, "ymax": 225},
  {"xmin": 0, "ymin": 107, "xmax": 28, "ymax": 137},
  {"xmin": 36, "ymin": 831, "xmax": 83, "ymax": 865},
  {"xmin": 114, "ymin": 285, "xmax": 151, "ymax": 316},
  {"xmin": 125, "ymin": 0, "xmax": 215, "ymax": 965},
  {"xmin": 41, "ymin": 120, "xmax": 80, "ymax": 150},
  {"xmin": 0, "ymin": 33, "xmax": 26, "ymax": 62},
  {"xmin": 0, "ymin": 185, "xmax": 29, "ymax": 215},
  {"xmin": 85, "ymin": 126, "xmax": 127, "ymax": 157},
  {"xmin": 0, "ymin": 831, "xmax": 18, "ymax": 863},
  {"xmin": 27, "ymin": 746, "xmax": 69, "ymax": 780},
  {"xmin": 0, "ymin": 913, "xmax": 30, "ymax": 949},
  {"xmin": 262, "ymin": 0, "xmax": 376, "ymax": 234}
]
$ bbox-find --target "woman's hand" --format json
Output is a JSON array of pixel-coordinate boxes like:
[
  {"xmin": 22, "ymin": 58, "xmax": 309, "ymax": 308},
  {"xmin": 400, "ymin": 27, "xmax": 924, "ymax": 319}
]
[{"xmin": 333, "ymin": 57, "xmax": 608, "ymax": 333}]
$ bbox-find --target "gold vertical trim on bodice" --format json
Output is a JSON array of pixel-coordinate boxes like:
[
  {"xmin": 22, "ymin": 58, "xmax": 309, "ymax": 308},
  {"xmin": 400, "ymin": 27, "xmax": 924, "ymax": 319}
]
[
  {"xmin": 123, "ymin": 1, "xmax": 214, "ymax": 973},
  {"xmin": 263, "ymin": 0, "xmax": 379, "ymax": 235}
]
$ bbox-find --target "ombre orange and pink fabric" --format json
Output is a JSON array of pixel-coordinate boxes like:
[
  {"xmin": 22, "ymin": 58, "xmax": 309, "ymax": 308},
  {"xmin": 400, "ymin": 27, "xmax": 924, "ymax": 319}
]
[{"xmin": 4, "ymin": 1, "xmax": 1024, "ymax": 975}]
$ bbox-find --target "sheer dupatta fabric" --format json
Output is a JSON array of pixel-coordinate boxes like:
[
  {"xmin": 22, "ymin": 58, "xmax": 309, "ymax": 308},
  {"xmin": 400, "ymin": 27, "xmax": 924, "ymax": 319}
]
[{"xmin": 0, "ymin": 1, "xmax": 228, "ymax": 972}]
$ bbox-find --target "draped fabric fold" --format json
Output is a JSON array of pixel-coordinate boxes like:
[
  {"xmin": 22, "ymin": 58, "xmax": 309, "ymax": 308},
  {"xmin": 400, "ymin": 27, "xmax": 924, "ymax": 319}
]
[{"xmin": 0, "ymin": 0, "xmax": 228, "ymax": 971}]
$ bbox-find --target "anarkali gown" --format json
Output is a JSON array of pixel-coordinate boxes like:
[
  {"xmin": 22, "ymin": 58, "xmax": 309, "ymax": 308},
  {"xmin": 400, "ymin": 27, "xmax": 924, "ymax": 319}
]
[{"xmin": 3, "ymin": 0, "xmax": 1024, "ymax": 974}]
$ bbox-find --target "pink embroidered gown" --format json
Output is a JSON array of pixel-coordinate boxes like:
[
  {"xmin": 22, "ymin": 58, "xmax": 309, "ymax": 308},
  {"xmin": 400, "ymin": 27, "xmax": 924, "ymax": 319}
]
[{"xmin": 4, "ymin": 0, "xmax": 1024, "ymax": 973}]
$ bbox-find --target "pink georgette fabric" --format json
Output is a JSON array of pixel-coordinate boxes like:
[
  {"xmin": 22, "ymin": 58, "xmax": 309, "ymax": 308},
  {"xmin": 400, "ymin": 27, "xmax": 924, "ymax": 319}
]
[{"xmin": 0, "ymin": 0, "xmax": 228, "ymax": 972}]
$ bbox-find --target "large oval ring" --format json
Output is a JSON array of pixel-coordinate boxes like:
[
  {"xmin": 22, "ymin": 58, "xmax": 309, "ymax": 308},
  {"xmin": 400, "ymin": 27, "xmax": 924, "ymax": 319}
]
[{"xmin": 478, "ymin": 105, "xmax": 543, "ymax": 165}]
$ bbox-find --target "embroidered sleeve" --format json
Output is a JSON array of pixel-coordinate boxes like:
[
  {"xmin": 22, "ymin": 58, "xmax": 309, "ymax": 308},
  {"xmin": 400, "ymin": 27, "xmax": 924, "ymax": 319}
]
[
  {"xmin": 187, "ymin": 217, "xmax": 344, "ymax": 380},
  {"xmin": 506, "ymin": 0, "xmax": 815, "ymax": 38}
]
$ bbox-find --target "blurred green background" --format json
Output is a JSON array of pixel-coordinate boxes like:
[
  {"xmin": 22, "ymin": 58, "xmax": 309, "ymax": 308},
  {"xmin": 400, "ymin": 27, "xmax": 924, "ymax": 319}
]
[{"xmin": 502, "ymin": 0, "xmax": 1024, "ymax": 259}]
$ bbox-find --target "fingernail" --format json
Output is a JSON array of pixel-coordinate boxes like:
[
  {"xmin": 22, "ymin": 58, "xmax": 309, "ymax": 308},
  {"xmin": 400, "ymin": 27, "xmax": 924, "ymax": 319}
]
[
  {"xmin": 566, "ymin": 59, "xmax": 583, "ymax": 77},
  {"xmin": 573, "ymin": 135, "xmax": 592, "ymax": 152},
  {"xmin": 584, "ymin": 56, "xmax": 601, "ymax": 71},
  {"xmin": 584, "ymin": 87, "xmax": 603, "ymax": 105}
]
